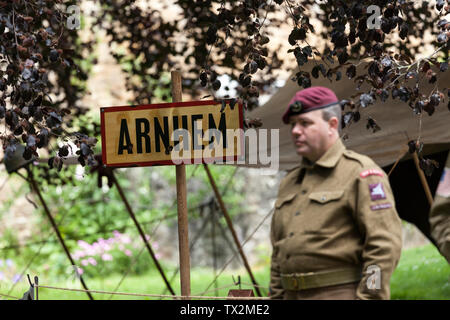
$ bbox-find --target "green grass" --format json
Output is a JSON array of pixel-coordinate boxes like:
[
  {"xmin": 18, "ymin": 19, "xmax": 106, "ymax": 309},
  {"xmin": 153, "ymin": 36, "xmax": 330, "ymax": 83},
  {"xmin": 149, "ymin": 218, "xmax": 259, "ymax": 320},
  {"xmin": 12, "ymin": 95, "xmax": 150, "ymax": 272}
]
[
  {"xmin": 390, "ymin": 244, "xmax": 450, "ymax": 300},
  {"xmin": 4, "ymin": 266, "xmax": 270, "ymax": 300},
  {"xmin": 2, "ymin": 244, "xmax": 449, "ymax": 300}
]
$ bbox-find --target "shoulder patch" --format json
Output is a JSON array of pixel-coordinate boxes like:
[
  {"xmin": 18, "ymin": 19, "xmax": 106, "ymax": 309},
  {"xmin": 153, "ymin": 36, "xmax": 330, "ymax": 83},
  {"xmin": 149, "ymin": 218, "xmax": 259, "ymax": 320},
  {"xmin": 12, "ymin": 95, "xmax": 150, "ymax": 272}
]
[
  {"xmin": 369, "ymin": 182, "xmax": 386, "ymax": 200},
  {"xmin": 360, "ymin": 169, "xmax": 384, "ymax": 178},
  {"xmin": 370, "ymin": 202, "xmax": 393, "ymax": 211}
]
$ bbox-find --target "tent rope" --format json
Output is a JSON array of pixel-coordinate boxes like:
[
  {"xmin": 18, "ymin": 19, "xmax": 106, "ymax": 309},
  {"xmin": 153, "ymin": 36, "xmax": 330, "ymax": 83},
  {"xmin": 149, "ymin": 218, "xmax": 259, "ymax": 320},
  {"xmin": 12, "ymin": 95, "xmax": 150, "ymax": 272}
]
[
  {"xmin": 35, "ymin": 284, "xmax": 269, "ymax": 300},
  {"xmin": 199, "ymin": 208, "xmax": 274, "ymax": 296},
  {"xmin": 0, "ymin": 292, "xmax": 20, "ymax": 300}
]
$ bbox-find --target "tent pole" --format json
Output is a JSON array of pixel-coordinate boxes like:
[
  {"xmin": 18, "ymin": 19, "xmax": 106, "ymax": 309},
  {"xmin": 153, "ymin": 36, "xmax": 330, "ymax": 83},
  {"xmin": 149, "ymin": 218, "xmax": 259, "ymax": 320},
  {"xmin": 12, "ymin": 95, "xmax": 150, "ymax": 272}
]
[
  {"xmin": 387, "ymin": 147, "xmax": 408, "ymax": 177},
  {"xmin": 26, "ymin": 167, "xmax": 94, "ymax": 300},
  {"xmin": 111, "ymin": 172, "xmax": 176, "ymax": 296},
  {"xmin": 203, "ymin": 164, "xmax": 262, "ymax": 297},
  {"xmin": 412, "ymin": 152, "xmax": 434, "ymax": 206}
]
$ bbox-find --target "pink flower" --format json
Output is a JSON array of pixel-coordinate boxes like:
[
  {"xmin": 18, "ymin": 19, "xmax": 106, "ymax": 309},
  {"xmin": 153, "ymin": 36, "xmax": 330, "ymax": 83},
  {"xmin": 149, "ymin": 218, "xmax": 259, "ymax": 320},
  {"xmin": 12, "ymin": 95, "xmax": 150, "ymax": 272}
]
[
  {"xmin": 81, "ymin": 259, "xmax": 89, "ymax": 266},
  {"xmin": 99, "ymin": 242, "xmax": 111, "ymax": 252},
  {"xmin": 85, "ymin": 247, "xmax": 96, "ymax": 256},
  {"xmin": 12, "ymin": 274, "xmax": 21, "ymax": 284},
  {"xmin": 92, "ymin": 242, "xmax": 101, "ymax": 254},
  {"xmin": 121, "ymin": 235, "xmax": 131, "ymax": 244},
  {"xmin": 73, "ymin": 250, "xmax": 86, "ymax": 260},
  {"xmin": 88, "ymin": 257, "xmax": 97, "ymax": 266},
  {"xmin": 124, "ymin": 249, "xmax": 132, "ymax": 257},
  {"xmin": 101, "ymin": 253, "xmax": 113, "ymax": 261},
  {"xmin": 77, "ymin": 240, "xmax": 91, "ymax": 250},
  {"xmin": 76, "ymin": 267, "xmax": 84, "ymax": 276}
]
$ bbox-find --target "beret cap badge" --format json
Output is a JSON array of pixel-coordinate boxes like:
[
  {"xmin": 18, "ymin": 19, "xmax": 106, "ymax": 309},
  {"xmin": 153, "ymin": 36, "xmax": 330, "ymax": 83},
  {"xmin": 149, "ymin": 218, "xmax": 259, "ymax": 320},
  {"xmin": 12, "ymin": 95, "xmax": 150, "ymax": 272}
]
[{"xmin": 290, "ymin": 101, "xmax": 303, "ymax": 112}]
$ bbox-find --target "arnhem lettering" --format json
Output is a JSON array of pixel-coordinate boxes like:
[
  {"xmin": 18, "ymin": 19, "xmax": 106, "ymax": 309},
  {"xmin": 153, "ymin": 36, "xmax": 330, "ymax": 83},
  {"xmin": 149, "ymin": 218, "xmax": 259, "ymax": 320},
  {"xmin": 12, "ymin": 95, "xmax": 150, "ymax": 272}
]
[{"xmin": 101, "ymin": 100, "xmax": 243, "ymax": 167}]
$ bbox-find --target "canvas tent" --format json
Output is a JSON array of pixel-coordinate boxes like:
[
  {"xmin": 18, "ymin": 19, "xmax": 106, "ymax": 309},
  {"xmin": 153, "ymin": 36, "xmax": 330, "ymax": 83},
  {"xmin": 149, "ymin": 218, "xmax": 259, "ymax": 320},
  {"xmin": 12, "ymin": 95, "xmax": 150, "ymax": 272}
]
[
  {"xmin": 247, "ymin": 60, "xmax": 450, "ymax": 170},
  {"xmin": 246, "ymin": 60, "xmax": 450, "ymax": 246}
]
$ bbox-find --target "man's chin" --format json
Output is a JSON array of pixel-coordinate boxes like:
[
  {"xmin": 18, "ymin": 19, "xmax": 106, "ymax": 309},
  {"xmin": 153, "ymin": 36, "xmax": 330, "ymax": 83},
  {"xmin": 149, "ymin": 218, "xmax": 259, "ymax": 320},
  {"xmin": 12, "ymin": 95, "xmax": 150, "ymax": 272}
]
[{"xmin": 296, "ymin": 147, "xmax": 309, "ymax": 157}]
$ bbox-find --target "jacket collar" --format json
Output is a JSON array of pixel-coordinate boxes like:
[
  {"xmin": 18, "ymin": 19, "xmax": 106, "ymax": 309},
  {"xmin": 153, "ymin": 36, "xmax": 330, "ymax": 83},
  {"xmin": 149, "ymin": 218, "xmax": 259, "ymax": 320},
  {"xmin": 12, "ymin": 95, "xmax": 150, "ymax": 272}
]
[{"xmin": 300, "ymin": 138, "xmax": 345, "ymax": 169}]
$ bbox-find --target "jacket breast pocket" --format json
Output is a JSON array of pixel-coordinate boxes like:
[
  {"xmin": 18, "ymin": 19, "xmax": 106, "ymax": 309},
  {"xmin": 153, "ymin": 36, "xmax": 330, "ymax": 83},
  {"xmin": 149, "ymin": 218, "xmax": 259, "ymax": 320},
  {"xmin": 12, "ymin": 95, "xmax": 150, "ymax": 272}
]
[
  {"xmin": 308, "ymin": 190, "xmax": 344, "ymax": 204},
  {"xmin": 274, "ymin": 193, "xmax": 298, "ymax": 236},
  {"xmin": 305, "ymin": 190, "xmax": 346, "ymax": 232},
  {"xmin": 275, "ymin": 193, "xmax": 297, "ymax": 210}
]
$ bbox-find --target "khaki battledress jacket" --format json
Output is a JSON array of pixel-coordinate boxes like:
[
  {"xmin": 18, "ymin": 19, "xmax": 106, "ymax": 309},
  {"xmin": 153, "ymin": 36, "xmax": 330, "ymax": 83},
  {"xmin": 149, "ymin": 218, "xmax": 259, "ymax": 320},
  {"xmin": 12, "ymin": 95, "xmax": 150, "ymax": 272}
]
[
  {"xmin": 429, "ymin": 151, "xmax": 450, "ymax": 263},
  {"xmin": 270, "ymin": 139, "xmax": 403, "ymax": 299}
]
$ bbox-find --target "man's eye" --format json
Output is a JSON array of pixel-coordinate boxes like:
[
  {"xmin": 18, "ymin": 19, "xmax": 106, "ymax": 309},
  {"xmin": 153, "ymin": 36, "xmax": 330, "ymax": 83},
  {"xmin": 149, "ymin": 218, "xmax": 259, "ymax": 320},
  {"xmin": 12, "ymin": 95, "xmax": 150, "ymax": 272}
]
[{"xmin": 291, "ymin": 121, "xmax": 310, "ymax": 128}]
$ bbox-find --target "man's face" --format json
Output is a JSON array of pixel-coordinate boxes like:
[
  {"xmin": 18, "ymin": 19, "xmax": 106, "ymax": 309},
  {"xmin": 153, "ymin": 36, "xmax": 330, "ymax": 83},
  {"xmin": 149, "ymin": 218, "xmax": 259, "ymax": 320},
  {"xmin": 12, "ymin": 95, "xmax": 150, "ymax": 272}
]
[{"xmin": 289, "ymin": 110, "xmax": 335, "ymax": 162}]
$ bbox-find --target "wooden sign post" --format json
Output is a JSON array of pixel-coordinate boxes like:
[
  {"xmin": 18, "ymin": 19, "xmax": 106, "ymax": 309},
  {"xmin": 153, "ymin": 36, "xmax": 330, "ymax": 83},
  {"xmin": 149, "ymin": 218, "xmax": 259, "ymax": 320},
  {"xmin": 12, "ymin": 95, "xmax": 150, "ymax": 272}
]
[
  {"xmin": 100, "ymin": 100, "xmax": 243, "ymax": 167},
  {"xmin": 100, "ymin": 71, "xmax": 244, "ymax": 299},
  {"xmin": 171, "ymin": 70, "xmax": 190, "ymax": 298}
]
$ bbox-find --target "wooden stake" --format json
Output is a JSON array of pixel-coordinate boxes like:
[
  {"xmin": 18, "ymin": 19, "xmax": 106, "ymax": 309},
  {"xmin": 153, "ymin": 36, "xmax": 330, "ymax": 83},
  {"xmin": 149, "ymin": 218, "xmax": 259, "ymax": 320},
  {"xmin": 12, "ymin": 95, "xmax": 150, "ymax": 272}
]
[
  {"xmin": 203, "ymin": 164, "xmax": 262, "ymax": 297},
  {"xmin": 412, "ymin": 152, "xmax": 434, "ymax": 206},
  {"xmin": 171, "ymin": 70, "xmax": 191, "ymax": 298},
  {"xmin": 34, "ymin": 276, "xmax": 39, "ymax": 301}
]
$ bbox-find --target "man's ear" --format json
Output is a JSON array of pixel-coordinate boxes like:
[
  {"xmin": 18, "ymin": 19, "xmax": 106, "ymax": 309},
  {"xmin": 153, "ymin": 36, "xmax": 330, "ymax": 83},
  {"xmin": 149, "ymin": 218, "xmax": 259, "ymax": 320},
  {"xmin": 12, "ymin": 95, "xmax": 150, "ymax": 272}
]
[{"xmin": 328, "ymin": 117, "xmax": 339, "ymax": 132}]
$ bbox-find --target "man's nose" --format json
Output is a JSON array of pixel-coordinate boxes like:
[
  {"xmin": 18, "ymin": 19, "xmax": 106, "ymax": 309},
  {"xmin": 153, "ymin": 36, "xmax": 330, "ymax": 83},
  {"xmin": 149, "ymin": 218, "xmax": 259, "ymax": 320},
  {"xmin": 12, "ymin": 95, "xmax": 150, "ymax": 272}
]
[{"xmin": 291, "ymin": 124, "xmax": 303, "ymax": 136}]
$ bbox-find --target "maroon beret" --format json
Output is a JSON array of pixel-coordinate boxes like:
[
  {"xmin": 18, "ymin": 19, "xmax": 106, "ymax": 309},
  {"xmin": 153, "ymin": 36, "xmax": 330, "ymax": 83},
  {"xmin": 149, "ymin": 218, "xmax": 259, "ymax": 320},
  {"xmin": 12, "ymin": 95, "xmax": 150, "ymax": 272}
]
[{"xmin": 282, "ymin": 86, "xmax": 339, "ymax": 124}]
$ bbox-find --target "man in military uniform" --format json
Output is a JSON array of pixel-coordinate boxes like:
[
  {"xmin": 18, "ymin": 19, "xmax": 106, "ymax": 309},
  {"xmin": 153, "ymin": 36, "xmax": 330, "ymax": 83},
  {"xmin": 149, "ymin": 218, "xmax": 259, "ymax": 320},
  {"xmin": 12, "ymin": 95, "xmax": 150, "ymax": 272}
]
[
  {"xmin": 269, "ymin": 86, "xmax": 403, "ymax": 300},
  {"xmin": 429, "ymin": 152, "xmax": 450, "ymax": 263}
]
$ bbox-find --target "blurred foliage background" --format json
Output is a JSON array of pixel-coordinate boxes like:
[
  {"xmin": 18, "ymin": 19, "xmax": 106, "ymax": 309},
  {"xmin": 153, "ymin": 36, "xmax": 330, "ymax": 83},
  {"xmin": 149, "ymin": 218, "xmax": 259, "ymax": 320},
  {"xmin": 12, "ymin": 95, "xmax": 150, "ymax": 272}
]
[{"xmin": 0, "ymin": 0, "xmax": 449, "ymax": 300}]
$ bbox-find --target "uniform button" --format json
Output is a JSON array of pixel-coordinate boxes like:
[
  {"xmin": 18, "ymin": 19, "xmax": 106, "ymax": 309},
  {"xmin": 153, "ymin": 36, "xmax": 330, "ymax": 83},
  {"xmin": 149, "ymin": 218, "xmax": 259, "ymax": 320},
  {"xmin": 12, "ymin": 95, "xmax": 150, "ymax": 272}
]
[
  {"xmin": 295, "ymin": 211, "xmax": 301, "ymax": 216},
  {"xmin": 289, "ymin": 232, "xmax": 294, "ymax": 237},
  {"xmin": 301, "ymin": 190, "xmax": 307, "ymax": 195}
]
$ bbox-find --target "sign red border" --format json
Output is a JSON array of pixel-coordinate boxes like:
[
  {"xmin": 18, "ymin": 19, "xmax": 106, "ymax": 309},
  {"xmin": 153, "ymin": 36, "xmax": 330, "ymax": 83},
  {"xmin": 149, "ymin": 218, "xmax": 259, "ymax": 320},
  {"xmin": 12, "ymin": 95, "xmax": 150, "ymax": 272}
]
[{"xmin": 100, "ymin": 100, "xmax": 244, "ymax": 167}]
